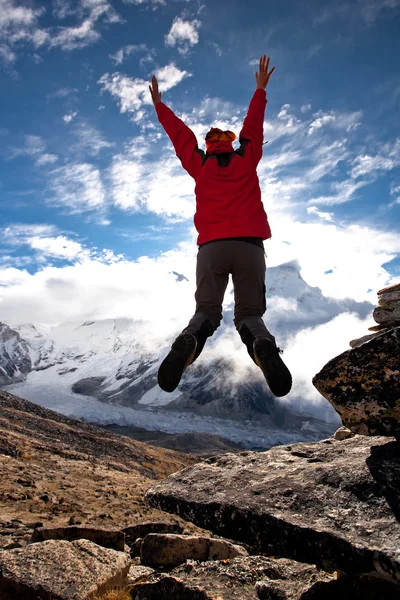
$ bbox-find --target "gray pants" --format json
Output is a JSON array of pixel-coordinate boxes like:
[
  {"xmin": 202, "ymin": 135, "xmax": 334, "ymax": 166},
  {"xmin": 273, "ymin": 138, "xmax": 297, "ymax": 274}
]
[{"xmin": 183, "ymin": 240, "xmax": 274, "ymax": 343}]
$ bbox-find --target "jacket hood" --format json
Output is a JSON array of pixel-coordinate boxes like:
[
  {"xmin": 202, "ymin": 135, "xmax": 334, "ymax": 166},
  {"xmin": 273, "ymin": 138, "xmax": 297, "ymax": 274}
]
[{"xmin": 205, "ymin": 141, "xmax": 235, "ymax": 155}]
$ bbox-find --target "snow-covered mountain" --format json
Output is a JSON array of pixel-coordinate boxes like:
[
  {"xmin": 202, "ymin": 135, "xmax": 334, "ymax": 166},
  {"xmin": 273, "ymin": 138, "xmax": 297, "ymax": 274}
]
[{"xmin": 0, "ymin": 261, "xmax": 373, "ymax": 448}]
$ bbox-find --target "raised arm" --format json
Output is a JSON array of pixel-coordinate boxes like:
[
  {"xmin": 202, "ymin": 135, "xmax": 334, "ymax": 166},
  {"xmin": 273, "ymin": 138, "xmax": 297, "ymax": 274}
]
[
  {"xmin": 239, "ymin": 55, "xmax": 275, "ymax": 166},
  {"xmin": 149, "ymin": 76, "xmax": 203, "ymax": 180}
]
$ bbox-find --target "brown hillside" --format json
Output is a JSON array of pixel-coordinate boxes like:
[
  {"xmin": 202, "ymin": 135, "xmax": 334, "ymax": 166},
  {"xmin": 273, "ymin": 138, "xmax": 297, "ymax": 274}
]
[{"xmin": 0, "ymin": 390, "xmax": 197, "ymax": 532}]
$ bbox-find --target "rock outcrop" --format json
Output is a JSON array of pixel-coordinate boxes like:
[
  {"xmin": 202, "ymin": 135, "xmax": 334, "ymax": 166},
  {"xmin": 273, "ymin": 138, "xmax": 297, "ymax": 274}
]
[
  {"xmin": 146, "ymin": 434, "xmax": 400, "ymax": 585},
  {"xmin": 131, "ymin": 556, "xmax": 336, "ymax": 600},
  {"xmin": 0, "ymin": 538, "xmax": 130, "ymax": 600},
  {"xmin": 313, "ymin": 283, "xmax": 400, "ymax": 437},
  {"xmin": 313, "ymin": 326, "xmax": 400, "ymax": 436},
  {"xmin": 140, "ymin": 533, "xmax": 248, "ymax": 568},
  {"xmin": 122, "ymin": 520, "xmax": 184, "ymax": 550}
]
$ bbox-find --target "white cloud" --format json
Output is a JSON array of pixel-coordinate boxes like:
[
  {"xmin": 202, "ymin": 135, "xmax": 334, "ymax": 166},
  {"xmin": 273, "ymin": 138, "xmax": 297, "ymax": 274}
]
[
  {"xmin": 49, "ymin": 18, "xmax": 100, "ymax": 51},
  {"xmin": 266, "ymin": 215, "xmax": 400, "ymax": 302},
  {"xmin": 307, "ymin": 206, "xmax": 334, "ymax": 221},
  {"xmin": 121, "ymin": 0, "xmax": 165, "ymax": 5},
  {"xmin": 63, "ymin": 111, "xmax": 78, "ymax": 124},
  {"xmin": 10, "ymin": 134, "xmax": 46, "ymax": 157},
  {"xmin": 98, "ymin": 72, "xmax": 151, "ymax": 113},
  {"xmin": 8, "ymin": 135, "xmax": 58, "ymax": 166},
  {"xmin": 109, "ymin": 43, "xmax": 149, "ymax": 65},
  {"xmin": 0, "ymin": 42, "xmax": 16, "ymax": 64},
  {"xmin": 0, "ymin": 0, "xmax": 123, "ymax": 64},
  {"xmin": 309, "ymin": 179, "xmax": 368, "ymax": 206},
  {"xmin": 29, "ymin": 236, "xmax": 85, "ymax": 260},
  {"xmin": 73, "ymin": 122, "xmax": 114, "ymax": 156},
  {"xmin": 155, "ymin": 63, "xmax": 191, "ymax": 92},
  {"xmin": 308, "ymin": 114, "xmax": 336, "ymax": 135},
  {"xmin": 109, "ymin": 137, "xmax": 194, "ymax": 218},
  {"xmin": 314, "ymin": 0, "xmax": 400, "ymax": 25},
  {"xmin": 360, "ymin": 0, "xmax": 400, "ymax": 23},
  {"xmin": 308, "ymin": 110, "xmax": 362, "ymax": 136},
  {"xmin": 0, "ymin": 224, "xmax": 86, "ymax": 264},
  {"xmin": 0, "ymin": 242, "xmax": 197, "ymax": 331},
  {"xmin": 50, "ymin": 163, "xmax": 106, "ymax": 212},
  {"xmin": 35, "ymin": 153, "xmax": 59, "ymax": 166},
  {"xmin": 110, "ymin": 156, "xmax": 145, "ymax": 210},
  {"xmin": 165, "ymin": 17, "xmax": 201, "ymax": 54},
  {"xmin": 47, "ymin": 87, "xmax": 79, "ymax": 101},
  {"xmin": 389, "ymin": 183, "xmax": 400, "ymax": 208},
  {"xmin": 1, "ymin": 223, "xmax": 59, "ymax": 242},
  {"xmin": 0, "ymin": 0, "xmax": 43, "ymax": 30},
  {"xmin": 98, "ymin": 63, "xmax": 189, "ymax": 116}
]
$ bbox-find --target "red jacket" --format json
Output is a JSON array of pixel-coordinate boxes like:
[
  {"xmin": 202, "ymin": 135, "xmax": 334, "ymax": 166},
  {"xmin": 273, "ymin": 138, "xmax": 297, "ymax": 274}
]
[{"xmin": 156, "ymin": 89, "xmax": 271, "ymax": 245}]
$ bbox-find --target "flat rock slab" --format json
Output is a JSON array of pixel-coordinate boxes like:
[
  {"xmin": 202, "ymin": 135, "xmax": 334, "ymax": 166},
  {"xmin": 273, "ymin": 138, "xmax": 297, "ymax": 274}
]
[
  {"xmin": 146, "ymin": 435, "xmax": 400, "ymax": 584},
  {"xmin": 313, "ymin": 327, "xmax": 400, "ymax": 436},
  {"xmin": 31, "ymin": 525, "xmax": 125, "ymax": 551},
  {"xmin": 131, "ymin": 555, "xmax": 335, "ymax": 600},
  {"xmin": 0, "ymin": 539, "xmax": 130, "ymax": 600},
  {"xmin": 373, "ymin": 305, "xmax": 400, "ymax": 324},
  {"xmin": 140, "ymin": 533, "xmax": 247, "ymax": 568},
  {"xmin": 378, "ymin": 283, "xmax": 400, "ymax": 295}
]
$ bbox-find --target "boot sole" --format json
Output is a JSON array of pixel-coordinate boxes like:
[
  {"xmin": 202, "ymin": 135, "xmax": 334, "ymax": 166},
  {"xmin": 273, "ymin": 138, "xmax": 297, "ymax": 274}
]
[
  {"xmin": 254, "ymin": 338, "xmax": 292, "ymax": 397},
  {"xmin": 158, "ymin": 334, "xmax": 197, "ymax": 393}
]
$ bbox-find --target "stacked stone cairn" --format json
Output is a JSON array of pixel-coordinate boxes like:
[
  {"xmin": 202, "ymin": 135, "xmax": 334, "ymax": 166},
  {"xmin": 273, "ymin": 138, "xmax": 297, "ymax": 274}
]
[
  {"xmin": 349, "ymin": 282, "xmax": 400, "ymax": 348},
  {"xmin": 313, "ymin": 282, "xmax": 400, "ymax": 437}
]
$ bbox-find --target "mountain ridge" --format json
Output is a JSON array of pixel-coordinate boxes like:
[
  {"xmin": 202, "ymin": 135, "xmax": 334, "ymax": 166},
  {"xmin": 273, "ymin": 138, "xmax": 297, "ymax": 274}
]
[{"xmin": 0, "ymin": 261, "xmax": 372, "ymax": 448}]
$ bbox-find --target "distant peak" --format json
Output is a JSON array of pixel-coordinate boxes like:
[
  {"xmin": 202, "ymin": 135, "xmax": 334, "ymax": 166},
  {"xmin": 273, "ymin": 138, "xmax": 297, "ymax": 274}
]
[{"xmin": 274, "ymin": 260, "xmax": 301, "ymax": 271}]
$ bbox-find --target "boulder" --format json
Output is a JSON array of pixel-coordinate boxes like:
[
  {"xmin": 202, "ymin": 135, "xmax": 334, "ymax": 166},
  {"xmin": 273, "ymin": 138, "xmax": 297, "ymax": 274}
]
[
  {"xmin": 146, "ymin": 435, "xmax": 400, "ymax": 584},
  {"xmin": 368, "ymin": 321, "xmax": 400, "ymax": 332},
  {"xmin": 123, "ymin": 520, "xmax": 183, "ymax": 549},
  {"xmin": 0, "ymin": 538, "xmax": 130, "ymax": 600},
  {"xmin": 373, "ymin": 305, "xmax": 400, "ymax": 324},
  {"xmin": 349, "ymin": 332, "xmax": 381, "ymax": 348},
  {"xmin": 140, "ymin": 533, "xmax": 248, "ymax": 568},
  {"xmin": 313, "ymin": 327, "xmax": 400, "ymax": 436},
  {"xmin": 378, "ymin": 290, "xmax": 400, "ymax": 305},
  {"xmin": 332, "ymin": 426, "xmax": 354, "ymax": 441},
  {"xmin": 131, "ymin": 555, "xmax": 335, "ymax": 600},
  {"xmin": 30, "ymin": 525, "xmax": 125, "ymax": 551},
  {"xmin": 378, "ymin": 283, "xmax": 400, "ymax": 295},
  {"xmin": 127, "ymin": 564, "xmax": 155, "ymax": 585}
]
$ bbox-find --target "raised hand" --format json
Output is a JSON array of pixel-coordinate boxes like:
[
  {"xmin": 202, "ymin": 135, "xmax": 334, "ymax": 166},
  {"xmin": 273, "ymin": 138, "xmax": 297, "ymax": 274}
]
[
  {"xmin": 255, "ymin": 55, "xmax": 275, "ymax": 91},
  {"xmin": 149, "ymin": 75, "xmax": 162, "ymax": 106}
]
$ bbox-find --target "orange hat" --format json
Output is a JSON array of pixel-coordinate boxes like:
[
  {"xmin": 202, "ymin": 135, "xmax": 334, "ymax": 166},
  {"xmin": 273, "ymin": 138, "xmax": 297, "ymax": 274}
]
[{"xmin": 205, "ymin": 128, "xmax": 236, "ymax": 150}]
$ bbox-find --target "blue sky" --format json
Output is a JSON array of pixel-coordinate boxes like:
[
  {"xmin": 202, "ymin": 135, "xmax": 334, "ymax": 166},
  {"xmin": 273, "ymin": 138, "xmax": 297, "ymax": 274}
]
[{"xmin": 0, "ymin": 0, "xmax": 400, "ymax": 329}]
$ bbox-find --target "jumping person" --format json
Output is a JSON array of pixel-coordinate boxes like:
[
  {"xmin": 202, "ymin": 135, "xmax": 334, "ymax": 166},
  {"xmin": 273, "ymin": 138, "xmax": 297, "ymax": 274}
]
[{"xmin": 149, "ymin": 54, "xmax": 292, "ymax": 398}]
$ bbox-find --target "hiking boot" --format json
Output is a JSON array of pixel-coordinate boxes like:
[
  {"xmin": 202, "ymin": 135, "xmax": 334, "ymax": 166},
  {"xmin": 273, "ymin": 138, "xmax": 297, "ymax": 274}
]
[
  {"xmin": 253, "ymin": 337, "xmax": 292, "ymax": 397},
  {"xmin": 158, "ymin": 333, "xmax": 197, "ymax": 393}
]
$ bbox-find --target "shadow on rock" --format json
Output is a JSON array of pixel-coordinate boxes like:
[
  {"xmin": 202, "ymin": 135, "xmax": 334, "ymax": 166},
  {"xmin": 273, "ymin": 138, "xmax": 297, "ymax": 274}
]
[
  {"xmin": 366, "ymin": 441, "xmax": 400, "ymax": 523},
  {"xmin": 300, "ymin": 574, "xmax": 400, "ymax": 600}
]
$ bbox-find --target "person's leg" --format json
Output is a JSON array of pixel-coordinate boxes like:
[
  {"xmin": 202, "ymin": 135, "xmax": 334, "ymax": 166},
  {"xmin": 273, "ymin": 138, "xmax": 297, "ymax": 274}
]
[
  {"xmin": 232, "ymin": 242, "xmax": 292, "ymax": 397},
  {"xmin": 158, "ymin": 242, "xmax": 230, "ymax": 392},
  {"xmin": 182, "ymin": 241, "xmax": 230, "ymax": 357}
]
